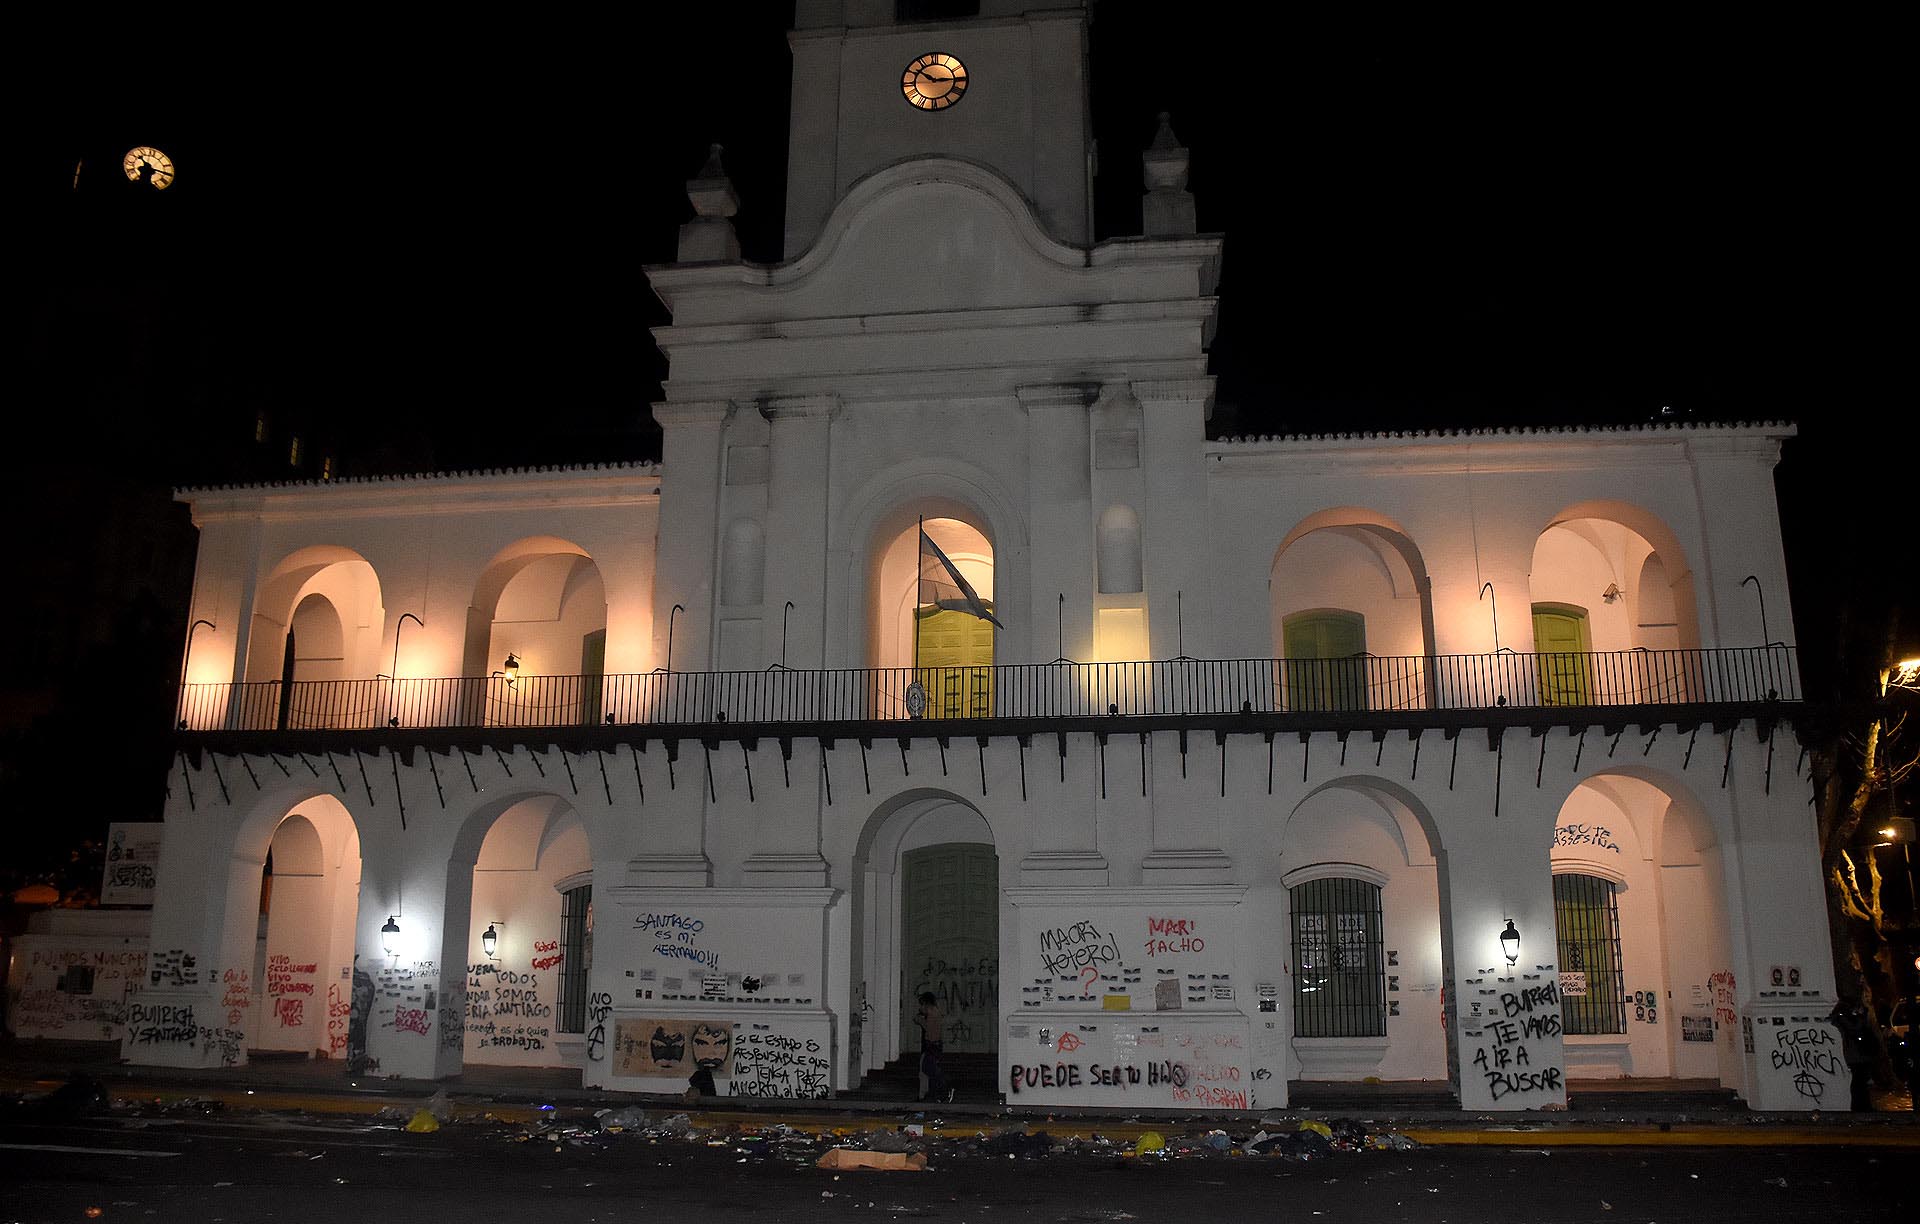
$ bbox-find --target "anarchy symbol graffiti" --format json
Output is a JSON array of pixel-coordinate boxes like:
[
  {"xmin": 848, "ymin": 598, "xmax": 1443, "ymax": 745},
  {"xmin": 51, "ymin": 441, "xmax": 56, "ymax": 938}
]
[{"xmin": 1791, "ymin": 1069, "xmax": 1825, "ymax": 1103}]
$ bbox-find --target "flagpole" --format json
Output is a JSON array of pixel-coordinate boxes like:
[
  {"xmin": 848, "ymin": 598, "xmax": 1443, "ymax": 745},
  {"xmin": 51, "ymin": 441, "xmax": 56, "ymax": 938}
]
[{"xmin": 914, "ymin": 515, "xmax": 923, "ymax": 678}]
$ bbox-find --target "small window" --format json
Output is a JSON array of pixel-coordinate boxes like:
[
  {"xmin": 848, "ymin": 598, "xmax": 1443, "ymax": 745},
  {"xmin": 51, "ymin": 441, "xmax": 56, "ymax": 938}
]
[
  {"xmin": 1554, "ymin": 873, "xmax": 1626, "ymax": 1034},
  {"xmin": 289, "ymin": 436, "xmax": 303, "ymax": 467},
  {"xmin": 320, "ymin": 455, "xmax": 334, "ymax": 482},
  {"xmin": 1290, "ymin": 876, "xmax": 1386, "ymax": 1037},
  {"xmin": 556, "ymin": 883, "xmax": 593, "ymax": 1034},
  {"xmin": 254, "ymin": 410, "xmax": 269, "ymax": 443}
]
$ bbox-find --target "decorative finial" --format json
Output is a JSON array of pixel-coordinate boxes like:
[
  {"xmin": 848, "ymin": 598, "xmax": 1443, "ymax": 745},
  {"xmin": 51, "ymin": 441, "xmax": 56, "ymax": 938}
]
[
  {"xmin": 679, "ymin": 142, "xmax": 742, "ymax": 262},
  {"xmin": 1141, "ymin": 112, "xmax": 1195, "ymax": 237}
]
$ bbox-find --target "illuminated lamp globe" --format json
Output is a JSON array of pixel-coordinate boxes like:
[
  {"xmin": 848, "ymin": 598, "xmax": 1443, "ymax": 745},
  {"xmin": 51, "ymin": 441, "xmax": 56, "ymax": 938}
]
[
  {"xmin": 1499, "ymin": 919, "xmax": 1521, "ymax": 966},
  {"xmin": 381, "ymin": 916, "xmax": 401, "ymax": 956},
  {"xmin": 481, "ymin": 923, "xmax": 499, "ymax": 959}
]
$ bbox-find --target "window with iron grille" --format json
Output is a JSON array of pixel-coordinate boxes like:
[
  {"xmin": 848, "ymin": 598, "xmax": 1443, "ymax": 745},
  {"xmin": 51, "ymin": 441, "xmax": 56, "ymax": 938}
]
[
  {"xmin": 557, "ymin": 883, "xmax": 593, "ymax": 1035},
  {"xmin": 1290, "ymin": 876, "xmax": 1386, "ymax": 1037},
  {"xmin": 1553, "ymin": 872, "xmax": 1626, "ymax": 1034}
]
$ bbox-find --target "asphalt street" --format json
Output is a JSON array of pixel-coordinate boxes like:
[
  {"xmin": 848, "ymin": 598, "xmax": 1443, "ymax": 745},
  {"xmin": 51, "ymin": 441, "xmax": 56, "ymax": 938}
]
[{"xmin": 0, "ymin": 1108, "xmax": 1911, "ymax": 1224}]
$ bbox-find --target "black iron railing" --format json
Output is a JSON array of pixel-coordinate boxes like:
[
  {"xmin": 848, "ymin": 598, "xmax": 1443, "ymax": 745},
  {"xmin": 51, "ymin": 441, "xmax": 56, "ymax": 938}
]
[{"xmin": 173, "ymin": 646, "xmax": 1798, "ymax": 733}]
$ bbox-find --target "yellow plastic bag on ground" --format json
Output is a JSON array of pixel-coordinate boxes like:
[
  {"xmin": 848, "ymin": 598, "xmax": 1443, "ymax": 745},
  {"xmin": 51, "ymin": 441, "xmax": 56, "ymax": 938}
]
[
  {"xmin": 405, "ymin": 1109, "xmax": 440, "ymax": 1133},
  {"xmin": 1296, "ymin": 1120, "xmax": 1332, "ymax": 1137},
  {"xmin": 1133, "ymin": 1131, "xmax": 1165, "ymax": 1153}
]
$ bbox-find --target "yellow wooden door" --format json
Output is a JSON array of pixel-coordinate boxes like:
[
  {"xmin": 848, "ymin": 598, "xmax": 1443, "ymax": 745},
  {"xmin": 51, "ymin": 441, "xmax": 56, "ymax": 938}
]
[
  {"xmin": 1532, "ymin": 605, "xmax": 1592, "ymax": 705},
  {"xmin": 916, "ymin": 605, "xmax": 994, "ymax": 717}
]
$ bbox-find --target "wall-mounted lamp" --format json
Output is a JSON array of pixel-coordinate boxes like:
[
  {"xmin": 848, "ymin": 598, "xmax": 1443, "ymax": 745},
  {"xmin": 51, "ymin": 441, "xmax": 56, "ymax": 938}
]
[
  {"xmin": 481, "ymin": 921, "xmax": 502, "ymax": 959},
  {"xmin": 381, "ymin": 915, "xmax": 402, "ymax": 956},
  {"xmin": 666, "ymin": 604, "xmax": 685, "ymax": 673},
  {"xmin": 502, "ymin": 653, "xmax": 521, "ymax": 685},
  {"xmin": 1601, "ymin": 583, "xmax": 1622, "ymax": 604},
  {"xmin": 1499, "ymin": 919, "xmax": 1521, "ymax": 966}
]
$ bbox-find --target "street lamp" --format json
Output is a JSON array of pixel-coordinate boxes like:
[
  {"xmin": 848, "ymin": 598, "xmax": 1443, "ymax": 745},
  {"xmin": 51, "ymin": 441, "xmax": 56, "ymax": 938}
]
[
  {"xmin": 481, "ymin": 922, "xmax": 501, "ymax": 959},
  {"xmin": 381, "ymin": 915, "xmax": 401, "ymax": 957}
]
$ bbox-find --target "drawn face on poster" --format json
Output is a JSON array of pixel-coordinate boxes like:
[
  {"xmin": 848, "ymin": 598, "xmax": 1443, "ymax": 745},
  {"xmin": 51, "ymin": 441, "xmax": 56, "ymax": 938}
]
[
  {"xmin": 691, "ymin": 1022, "xmax": 733, "ymax": 1071},
  {"xmin": 614, "ymin": 1017, "xmax": 734, "ymax": 1077}
]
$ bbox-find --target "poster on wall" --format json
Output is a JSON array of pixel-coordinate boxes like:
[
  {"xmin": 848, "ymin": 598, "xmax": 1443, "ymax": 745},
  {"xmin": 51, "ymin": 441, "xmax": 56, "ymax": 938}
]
[
  {"xmin": 101, "ymin": 823, "xmax": 164, "ymax": 906},
  {"xmin": 612, "ymin": 1017, "xmax": 735, "ymax": 1078}
]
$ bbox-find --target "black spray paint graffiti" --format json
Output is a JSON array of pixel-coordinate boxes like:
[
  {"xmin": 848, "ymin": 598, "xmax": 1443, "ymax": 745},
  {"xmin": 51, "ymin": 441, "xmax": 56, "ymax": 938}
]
[
  {"xmin": 731, "ymin": 1030, "xmax": 831, "ymax": 1099},
  {"xmin": 586, "ymin": 992, "xmax": 613, "ymax": 1062},
  {"xmin": 123, "ymin": 1001, "xmax": 246, "ymax": 1067},
  {"xmin": 347, "ymin": 960, "xmax": 374, "ymax": 1072},
  {"xmin": 1470, "ymin": 983, "xmax": 1565, "ymax": 1102},
  {"xmin": 1039, "ymin": 920, "xmax": 1121, "ymax": 976},
  {"xmin": 1769, "ymin": 1025, "xmax": 1841, "ymax": 1104},
  {"xmin": 1553, "ymin": 823, "xmax": 1621, "ymax": 854}
]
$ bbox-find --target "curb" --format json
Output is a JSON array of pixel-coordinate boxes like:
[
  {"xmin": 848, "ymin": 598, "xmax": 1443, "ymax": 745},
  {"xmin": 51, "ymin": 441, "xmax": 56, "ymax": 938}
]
[{"xmin": 12, "ymin": 1077, "xmax": 1918, "ymax": 1148}]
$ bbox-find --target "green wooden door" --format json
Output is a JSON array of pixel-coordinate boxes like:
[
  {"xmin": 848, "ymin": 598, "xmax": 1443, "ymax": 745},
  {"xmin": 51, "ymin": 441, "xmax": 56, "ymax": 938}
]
[
  {"xmin": 1283, "ymin": 611, "xmax": 1368, "ymax": 711},
  {"xmin": 580, "ymin": 629, "xmax": 606, "ymax": 726},
  {"xmin": 1532, "ymin": 605, "xmax": 1592, "ymax": 705},
  {"xmin": 900, "ymin": 843, "xmax": 998, "ymax": 1054}
]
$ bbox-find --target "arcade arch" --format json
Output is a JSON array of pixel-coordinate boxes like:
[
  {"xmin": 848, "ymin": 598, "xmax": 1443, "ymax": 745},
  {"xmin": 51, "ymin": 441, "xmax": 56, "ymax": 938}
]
[
  {"xmin": 449, "ymin": 793, "xmax": 595, "ymax": 1070},
  {"xmin": 1529, "ymin": 503, "xmax": 1700, "ymax": 705},
  {"xmin": 1550, "ymin": 770, "xmax": 1735, "ymax": 1084},
  {"xmin": 1270, "ymin": 511, "xmax": 1435, "ymax": 712},
  {"xmin": 1277, "ymin": 779, "xmax": 1445, "ymax": 1083},
  {"xmin": 870, "ymin": 514, "xmax": 996, "ymax": 718},
  {"xmin": 465, "ymin": 538, "xmax": 608, "ymax": 727},
  {"xmin": 246, "ymin": 547, "xmax": 385, "ymax": 727},
  {"xmin": 850, "ymin": 792, "xmax": 1000, "ymax": 1092},
  {"xmin": 247, "ymin": 795, "xmax": 363, "ymax": 1060}
]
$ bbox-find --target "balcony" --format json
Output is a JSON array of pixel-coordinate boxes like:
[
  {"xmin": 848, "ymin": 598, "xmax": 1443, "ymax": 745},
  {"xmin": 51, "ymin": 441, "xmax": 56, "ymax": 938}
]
[{"xmin": 173, "ymin": 647, "xmax": 1798, "ymax": 747}]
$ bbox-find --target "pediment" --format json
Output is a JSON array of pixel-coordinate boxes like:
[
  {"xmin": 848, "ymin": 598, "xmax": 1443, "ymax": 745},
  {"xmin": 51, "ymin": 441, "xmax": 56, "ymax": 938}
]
[{"xmin": 775, "ymin": 160, "xmax": 1090, "ymax": 316}]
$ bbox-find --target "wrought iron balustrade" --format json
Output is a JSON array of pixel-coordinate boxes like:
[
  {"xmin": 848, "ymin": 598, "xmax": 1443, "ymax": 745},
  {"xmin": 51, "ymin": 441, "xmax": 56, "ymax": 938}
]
[{"xmin": 173, "ymin": 646, "xmax": 1798, "ymax": 734}]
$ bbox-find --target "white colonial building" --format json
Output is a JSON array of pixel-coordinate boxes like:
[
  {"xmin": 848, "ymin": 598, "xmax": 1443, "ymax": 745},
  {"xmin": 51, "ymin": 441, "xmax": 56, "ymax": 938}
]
[{"xmin": 103, "ymin": 1, "xmax": 1843, "ymax": 1113}]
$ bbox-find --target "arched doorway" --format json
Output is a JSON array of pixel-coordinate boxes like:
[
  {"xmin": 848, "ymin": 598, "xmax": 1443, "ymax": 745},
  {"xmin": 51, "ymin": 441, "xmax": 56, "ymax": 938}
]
[
  {"xmin": 852, "ymin": 792, "xmax": 1000, "ymax": 1099},
  {"xmin": 1278, "ymin": 779, "xmax": 1446, "ymax": 1085},
  {"xmin": 465, "ymin": 539, "xmax": 608, "ymax": 727},
  {"xmin": 1550, "ymin": 771, "xmax": 1735, "ymax": 1085},
  {"xmin": 449, "ymin": 793, "xmax": 594, "ymax": 1072},
  {"xmin": 869, "ymin": 516, "xmax": 996, "ymax": 718},
  {"xmin": 1530, "ymin": 504, "xmax": 1700, "ymax": 705},
  {"xmin": 250, "ymin": 796, "xmax": 362, "ymax": 1060},
  {"xmin": 1271, "ymin": 510, "xmax": 1435, "ymax": 712},
  {"xmin": 246, "ymin": 547, "xmax": 385, "ymax": 729}
]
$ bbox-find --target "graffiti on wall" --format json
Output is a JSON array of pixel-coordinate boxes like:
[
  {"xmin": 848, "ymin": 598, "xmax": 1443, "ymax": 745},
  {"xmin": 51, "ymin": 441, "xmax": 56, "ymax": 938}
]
[
  {"xmin": 585, "ymin": 992, "xmax": 612, "ymax": 1062},
  {"xmin": 611, "ymin": 1017, "xmax": 735, "ymax": 1078},
  {"xmin": 123, "ymin": 1000, "xmax": 246, "ymax": 1068},
  {"xmin": 266, "ymin": 955, "xmax": 318, "ymax": 1029},
  {"xmin": 1005, "ymin": 1024, "xmax": 1249, "ymax": 1110},
  {"xmin": 8, "ymin": 948, "xmax": 148, "ymax": 1040},
  {"xmin": 635, "ymin": 913, "xmax": 717, "ymax": 970},
  {"xmin": 465, "ymin": 961, "xmax": 554, "ymax": 1055},
  {"xmin": 1552, "ymin": 823, "xmax": 1621, "ymax": 854},
  {"xmin": 1763, "ymin": 1019, "xmax": 1843, "ymax": 1105},
  {"xmin": 1463, "ymin": 976, "xmax": 1565, "ymax": 1105},
  {"xmin": 732, "ymin": 1026, "xmax": 831, "ymax": 1100}
]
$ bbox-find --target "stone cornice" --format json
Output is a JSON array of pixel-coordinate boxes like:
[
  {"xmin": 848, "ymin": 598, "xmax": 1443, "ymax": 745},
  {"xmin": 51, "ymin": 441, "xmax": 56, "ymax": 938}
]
[{"xmin": 179, "ymin": 465, "xmax": 662, "ymax": 525}]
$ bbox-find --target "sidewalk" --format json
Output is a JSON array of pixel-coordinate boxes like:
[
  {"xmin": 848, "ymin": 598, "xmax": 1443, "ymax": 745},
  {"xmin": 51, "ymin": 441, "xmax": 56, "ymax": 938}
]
[{"xmin": 4, "ymin": 1040, "xmax": 1915, "ymax": 1147}]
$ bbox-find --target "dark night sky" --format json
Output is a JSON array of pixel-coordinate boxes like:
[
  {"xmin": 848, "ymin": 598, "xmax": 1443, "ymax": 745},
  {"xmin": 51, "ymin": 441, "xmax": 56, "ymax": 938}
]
[{"xmin": 18, "ymin": 4, "xmax": 1914, "ymax": 666}]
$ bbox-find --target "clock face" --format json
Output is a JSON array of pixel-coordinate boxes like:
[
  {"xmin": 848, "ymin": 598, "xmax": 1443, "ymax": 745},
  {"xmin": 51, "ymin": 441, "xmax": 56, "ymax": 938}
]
[
  {"xmin": 902, "ymin": 53, "xmax": 968, "ymax": 111},
  {"xmin": 123, "ymin": 146, "xmax": 175, "ymax": 190}
]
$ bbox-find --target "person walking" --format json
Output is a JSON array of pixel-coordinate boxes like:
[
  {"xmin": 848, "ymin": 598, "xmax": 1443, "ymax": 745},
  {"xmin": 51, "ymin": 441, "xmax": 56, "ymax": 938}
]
[{"xmin": 915, "ymin": 991, "xmax": 952, "ymax": 1104}]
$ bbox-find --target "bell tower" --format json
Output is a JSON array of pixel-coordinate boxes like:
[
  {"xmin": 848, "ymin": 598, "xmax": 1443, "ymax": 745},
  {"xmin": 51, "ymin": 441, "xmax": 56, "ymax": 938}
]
[{"xmin": 783, "ymin": 1, "xmax": 1093, "ymax": 258}]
